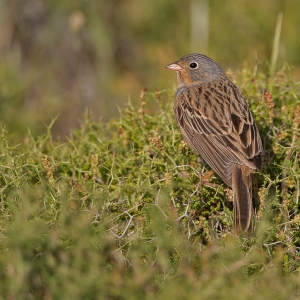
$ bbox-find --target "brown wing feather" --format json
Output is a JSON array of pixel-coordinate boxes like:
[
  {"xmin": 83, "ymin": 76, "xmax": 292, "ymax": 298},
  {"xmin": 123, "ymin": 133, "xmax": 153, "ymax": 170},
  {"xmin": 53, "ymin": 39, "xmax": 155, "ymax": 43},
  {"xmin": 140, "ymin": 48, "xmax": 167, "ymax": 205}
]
[{"xmin": 174, "ymin": 78, "xmax": 263, "ymax": 186}]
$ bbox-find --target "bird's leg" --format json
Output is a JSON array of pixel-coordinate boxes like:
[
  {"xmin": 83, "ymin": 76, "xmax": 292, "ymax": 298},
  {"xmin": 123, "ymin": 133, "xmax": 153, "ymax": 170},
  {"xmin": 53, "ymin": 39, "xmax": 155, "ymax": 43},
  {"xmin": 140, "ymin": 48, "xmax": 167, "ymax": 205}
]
[
  {"xmin": 200, "ymin": 169, "xmax": 222, "ymax": 188},
  {"xmin": 178, "ymin": 166, "xmax": 219, "ymax": 188},
  {"xmin": 201, "ymin": 169, "xmax": 214, "ymax": 183}
]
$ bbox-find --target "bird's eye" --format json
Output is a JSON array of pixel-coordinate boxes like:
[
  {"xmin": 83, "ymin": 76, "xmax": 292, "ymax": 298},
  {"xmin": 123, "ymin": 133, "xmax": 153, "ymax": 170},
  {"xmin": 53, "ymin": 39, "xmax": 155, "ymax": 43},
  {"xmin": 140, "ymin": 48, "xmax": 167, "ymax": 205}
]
[{"xmin": 189, "ymin": 62, "xmax": 198, "ymax": 69}]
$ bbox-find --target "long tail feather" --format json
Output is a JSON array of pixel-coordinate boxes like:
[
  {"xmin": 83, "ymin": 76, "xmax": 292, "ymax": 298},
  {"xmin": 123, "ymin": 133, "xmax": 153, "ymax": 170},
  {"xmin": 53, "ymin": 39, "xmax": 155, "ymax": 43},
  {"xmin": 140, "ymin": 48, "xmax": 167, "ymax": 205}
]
[{"xmin": 232, "ymin": 164, "xmax": 253, "ymax": 233}]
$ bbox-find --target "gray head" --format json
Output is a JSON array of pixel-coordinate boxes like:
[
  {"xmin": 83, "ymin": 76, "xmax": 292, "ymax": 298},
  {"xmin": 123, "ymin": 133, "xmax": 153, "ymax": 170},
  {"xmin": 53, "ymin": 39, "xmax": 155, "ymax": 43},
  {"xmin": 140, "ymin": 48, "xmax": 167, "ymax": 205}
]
[{"xmin": 166, "ymin": 53, "xmax": 226, "ymax": 87}]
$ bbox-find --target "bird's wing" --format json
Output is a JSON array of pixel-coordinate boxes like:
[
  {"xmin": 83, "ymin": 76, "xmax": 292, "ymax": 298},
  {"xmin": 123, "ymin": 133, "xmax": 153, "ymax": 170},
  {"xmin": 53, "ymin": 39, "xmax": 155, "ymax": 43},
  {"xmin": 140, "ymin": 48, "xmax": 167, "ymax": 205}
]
[{"xmin": 174, "ymin": 79, "xmax": 263, "ymax": 186}]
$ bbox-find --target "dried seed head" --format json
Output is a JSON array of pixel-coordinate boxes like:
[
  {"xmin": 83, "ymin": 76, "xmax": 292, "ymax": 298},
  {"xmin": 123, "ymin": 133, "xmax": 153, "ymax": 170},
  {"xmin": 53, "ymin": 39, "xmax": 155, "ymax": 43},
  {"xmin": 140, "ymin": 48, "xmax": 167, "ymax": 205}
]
[
  {"xmin": 140, "ymin": 87, "xmax": 148, "ymax": 102},
  {"xmin": 41, "ymin": 155, "xmax": 54, "ymax": 184},
  {"xmin": 164, "ymin": 171, "xmax": 171, "ymax": 185},
  {"xmin": 285, "ymin": 177, "xmax": 295, "ymax": 189},
  {"xmin": 264, "ymin": 91, "xmax": 275, "ymax": 124},
  {"xmin": 148, "ymin": 129, "xmax": 164, "ymax": 152},
  {"xmin": 71, "ymin": 179, "xmax": 87, "ymax": 195},
  {"xmin": 179, "ymin": 140, "xmax": 189, "ymax": 152},
  {"xmin": 155, "ymin": 88, "xmax": 162, "ymax": 101},
  {"xmin": 293, "ymin": 104, "xmax": 300, "ymax": 126},
  {"xmin": 264, "ymin": 91, "xmax": 274, "ymax": 108},
  {"xmin": 139, "ymin": 87, "xmax": 148, "ymax": 116},
  {"xmin": 91, "ymin": 154, "xmax": 99, "ymax": 182},
  {"xmin": 257, "ymin": 187, "xmax": 267, "ymax": 220},
  {"xmin": 277, "ymin": 131, "xmax": 288, "ymax": 141},
  {"xmin": 225, "ymin": 188, "xmax": 234, "ymax": 203},
  {"xmin": 118, "ymin": 127, "xmax": 128, "ymax": 146}
]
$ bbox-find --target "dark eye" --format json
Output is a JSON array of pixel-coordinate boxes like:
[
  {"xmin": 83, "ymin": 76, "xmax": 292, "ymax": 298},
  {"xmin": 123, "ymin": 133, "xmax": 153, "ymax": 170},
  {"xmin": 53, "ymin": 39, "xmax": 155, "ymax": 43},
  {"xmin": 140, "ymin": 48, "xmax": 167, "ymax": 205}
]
[{"xmin": 189, "ymin": 62, "xmax": 198, "ymax": 69}]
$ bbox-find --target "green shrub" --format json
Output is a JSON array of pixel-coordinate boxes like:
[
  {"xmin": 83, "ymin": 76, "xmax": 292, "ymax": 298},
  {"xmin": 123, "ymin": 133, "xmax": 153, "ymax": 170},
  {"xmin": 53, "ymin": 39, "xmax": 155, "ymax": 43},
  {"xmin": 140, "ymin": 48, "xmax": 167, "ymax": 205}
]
[{"xmin": 0, "ymin": 67, "xmax": 299, "ymax": 299}]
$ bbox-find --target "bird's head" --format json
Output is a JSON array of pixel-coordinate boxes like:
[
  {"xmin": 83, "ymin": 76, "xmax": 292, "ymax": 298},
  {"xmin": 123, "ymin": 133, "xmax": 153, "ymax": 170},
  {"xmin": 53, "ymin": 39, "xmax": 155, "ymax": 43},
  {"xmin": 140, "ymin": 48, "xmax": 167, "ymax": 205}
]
[{"xmin": 166, "ymin": 53, "xmax": 225, "ymax": 87}]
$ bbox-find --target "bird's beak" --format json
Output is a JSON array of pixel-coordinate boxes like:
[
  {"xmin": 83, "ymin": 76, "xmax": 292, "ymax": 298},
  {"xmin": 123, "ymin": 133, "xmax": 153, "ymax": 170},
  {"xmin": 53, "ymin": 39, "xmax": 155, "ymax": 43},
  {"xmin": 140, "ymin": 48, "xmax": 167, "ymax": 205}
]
[{"xmin": 165, "ymin": 62, "xmax": 183, "ymax": 71}]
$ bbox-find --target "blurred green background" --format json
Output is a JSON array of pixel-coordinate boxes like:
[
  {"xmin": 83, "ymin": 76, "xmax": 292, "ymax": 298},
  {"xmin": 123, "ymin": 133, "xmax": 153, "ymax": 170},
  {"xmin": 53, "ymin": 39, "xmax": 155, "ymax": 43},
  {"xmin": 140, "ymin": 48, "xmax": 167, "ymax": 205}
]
[{"xmin": 0, "ymin": 0, "xmax": 299, "ymax": 138}]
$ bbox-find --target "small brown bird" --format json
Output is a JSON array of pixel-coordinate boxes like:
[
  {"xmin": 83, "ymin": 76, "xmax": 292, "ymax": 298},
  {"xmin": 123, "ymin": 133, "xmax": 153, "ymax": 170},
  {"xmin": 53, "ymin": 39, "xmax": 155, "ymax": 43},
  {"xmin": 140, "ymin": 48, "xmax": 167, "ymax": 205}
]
[{"xmin": 166, "ymin": 53, "xmax": 263, "ymax": 233}]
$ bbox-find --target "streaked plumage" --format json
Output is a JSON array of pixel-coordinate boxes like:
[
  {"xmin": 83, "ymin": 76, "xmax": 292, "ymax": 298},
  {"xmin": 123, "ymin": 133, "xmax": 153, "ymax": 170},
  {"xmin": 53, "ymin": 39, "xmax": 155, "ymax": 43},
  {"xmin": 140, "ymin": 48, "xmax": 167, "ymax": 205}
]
[{"xmin": 166, "ymin": 53, "xmax": 263, "ymax": 233}]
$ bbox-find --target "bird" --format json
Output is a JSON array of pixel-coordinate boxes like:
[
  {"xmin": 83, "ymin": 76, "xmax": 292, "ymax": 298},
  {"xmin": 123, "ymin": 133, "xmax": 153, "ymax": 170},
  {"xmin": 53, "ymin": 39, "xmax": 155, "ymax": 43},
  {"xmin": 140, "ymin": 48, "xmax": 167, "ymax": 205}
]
[{"xmin": 166, "ymin": 53, "xmax": 263, "ymax": 233}]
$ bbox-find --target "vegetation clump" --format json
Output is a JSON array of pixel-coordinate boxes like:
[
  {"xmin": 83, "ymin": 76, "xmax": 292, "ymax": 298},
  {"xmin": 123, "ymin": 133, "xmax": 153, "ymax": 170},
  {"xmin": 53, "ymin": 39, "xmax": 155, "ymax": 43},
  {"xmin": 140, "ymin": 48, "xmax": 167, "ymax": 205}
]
[{"xmin": 0, "ymin": 67, "xmax": 299, "ymax": 299}]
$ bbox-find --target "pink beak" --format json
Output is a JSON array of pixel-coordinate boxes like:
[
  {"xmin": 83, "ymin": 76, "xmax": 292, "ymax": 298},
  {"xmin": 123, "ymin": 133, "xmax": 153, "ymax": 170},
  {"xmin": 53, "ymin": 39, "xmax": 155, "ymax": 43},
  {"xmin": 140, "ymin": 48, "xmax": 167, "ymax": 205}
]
[{"xmin": 165, "ymin": 62, "xmax": 183, "ymax": 71}]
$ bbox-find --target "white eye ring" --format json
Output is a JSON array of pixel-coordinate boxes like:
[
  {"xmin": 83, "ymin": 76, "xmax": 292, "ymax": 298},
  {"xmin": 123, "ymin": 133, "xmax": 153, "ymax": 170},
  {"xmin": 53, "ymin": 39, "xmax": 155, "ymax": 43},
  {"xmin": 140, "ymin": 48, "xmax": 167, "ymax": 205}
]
[{"xmin": 189, "ymin": 62, "xmax": 198, "ymax": 69}]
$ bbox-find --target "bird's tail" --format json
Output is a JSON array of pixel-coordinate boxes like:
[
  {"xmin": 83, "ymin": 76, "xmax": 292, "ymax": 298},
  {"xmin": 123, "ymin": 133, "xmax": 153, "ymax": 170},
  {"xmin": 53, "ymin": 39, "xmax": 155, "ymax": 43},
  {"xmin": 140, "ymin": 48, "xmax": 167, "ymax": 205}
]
[{"xmin": 232, "ymin": 164, "xmax": 253, "ymax": 233}]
